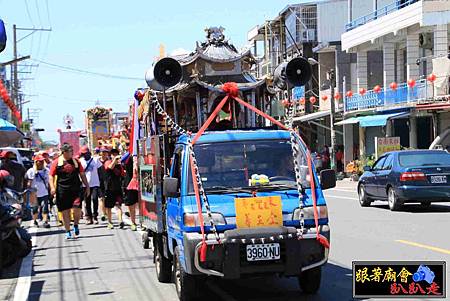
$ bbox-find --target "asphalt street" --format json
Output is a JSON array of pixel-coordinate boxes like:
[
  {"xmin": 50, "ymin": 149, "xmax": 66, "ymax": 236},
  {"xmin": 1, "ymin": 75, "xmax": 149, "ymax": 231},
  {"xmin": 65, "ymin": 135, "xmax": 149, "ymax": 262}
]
[{"xmin": 1, "ymin": 179, "xmax": 449, "ymax": 301}]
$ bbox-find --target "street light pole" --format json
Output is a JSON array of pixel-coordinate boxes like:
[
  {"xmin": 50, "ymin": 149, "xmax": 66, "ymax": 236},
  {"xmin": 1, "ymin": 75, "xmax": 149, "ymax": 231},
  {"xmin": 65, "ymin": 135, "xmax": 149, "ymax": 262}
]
[{"xmin": 328, "ymin": 69, "xmax": 336, "ymax": 171}]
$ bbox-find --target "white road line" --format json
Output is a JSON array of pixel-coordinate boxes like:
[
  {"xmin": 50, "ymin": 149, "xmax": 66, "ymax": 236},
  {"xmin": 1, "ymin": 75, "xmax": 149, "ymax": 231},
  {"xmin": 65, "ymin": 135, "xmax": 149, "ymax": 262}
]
[
  {"xmin": 13, "ymin": 226, "xmax": 37, "ymax": 301},
  {"xmin": 330, "ymin": 188, "xmax": 357, "ymax": 193},
  {"xmin": 323, "ymin": 194, "xmax": 358, "ymax": 201}
]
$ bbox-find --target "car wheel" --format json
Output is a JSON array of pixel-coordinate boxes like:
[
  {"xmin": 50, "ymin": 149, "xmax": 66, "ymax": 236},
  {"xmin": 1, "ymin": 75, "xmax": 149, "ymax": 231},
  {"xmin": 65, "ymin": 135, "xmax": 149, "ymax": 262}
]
[
  {"xmin": 358, "ymin": 184, "xmax": 371, "ymax": 207},
  {"xmin": 298, "ymin": 266, "xmax": 322, "ymax": 294},
  {"xmin": 173, "ymin": 246, "xmax": 200, "ymax": 301},
  {"xmin": 388, "ymin": 187, "xmax": 402, "ymax": 211},
  {"xmin": 154, "ymin": 239, "xmax": 172, "ymax": 283}
]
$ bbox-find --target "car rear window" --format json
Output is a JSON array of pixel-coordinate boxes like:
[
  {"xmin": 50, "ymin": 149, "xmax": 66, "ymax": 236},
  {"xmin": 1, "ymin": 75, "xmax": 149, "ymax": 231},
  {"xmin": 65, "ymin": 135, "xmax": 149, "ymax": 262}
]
[{"xmin": 398, "ymin": 152, "xmax": 450, "ymax": 167}]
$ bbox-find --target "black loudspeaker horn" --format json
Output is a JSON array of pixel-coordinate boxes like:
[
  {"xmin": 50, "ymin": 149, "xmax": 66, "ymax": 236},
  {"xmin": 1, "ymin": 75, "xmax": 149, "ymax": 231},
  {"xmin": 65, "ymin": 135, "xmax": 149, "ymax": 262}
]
[
  {"xmin": 153, "ymin": 57, "xmax": 182, "ymax": 88},
  {"xmin": 273, "ymin": 57, "xmax": 312, "ymax": 90}
]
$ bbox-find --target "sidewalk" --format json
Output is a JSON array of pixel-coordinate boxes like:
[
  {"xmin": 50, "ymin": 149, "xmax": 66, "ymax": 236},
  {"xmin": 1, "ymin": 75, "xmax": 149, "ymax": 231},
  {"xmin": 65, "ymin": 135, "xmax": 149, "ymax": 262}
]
[
  {"xmin": 335, "ymin": 177, "xmax": 358, "ymax": 191},
  {"xmin": 2, "ymin": 217, "xmax": 179, "ymax": 301}
]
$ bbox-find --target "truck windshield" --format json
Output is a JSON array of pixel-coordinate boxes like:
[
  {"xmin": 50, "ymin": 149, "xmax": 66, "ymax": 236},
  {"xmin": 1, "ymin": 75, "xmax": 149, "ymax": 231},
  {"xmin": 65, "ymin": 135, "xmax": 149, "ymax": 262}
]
[{"xmin": 188, "ymin": 139, "xmax": 311, "ymax": 192}]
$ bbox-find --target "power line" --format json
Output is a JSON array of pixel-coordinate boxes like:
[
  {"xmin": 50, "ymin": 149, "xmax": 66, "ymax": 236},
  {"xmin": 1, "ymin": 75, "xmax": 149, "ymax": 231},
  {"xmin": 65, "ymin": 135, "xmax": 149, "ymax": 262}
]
[
  {"xmin": 31, "ymin": 59, "xmax": 144, "ymax": 81},
  {"xmin": 23, "ymin": 0, "xmax": 35, "ymax": 27}
]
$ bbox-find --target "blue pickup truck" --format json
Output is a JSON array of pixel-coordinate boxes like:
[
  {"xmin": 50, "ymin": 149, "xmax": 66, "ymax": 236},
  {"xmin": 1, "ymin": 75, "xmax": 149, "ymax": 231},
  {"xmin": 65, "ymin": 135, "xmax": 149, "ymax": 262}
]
[{"xmin": 142, "ymin": 129, "xmax": 336, "ymax": 300}]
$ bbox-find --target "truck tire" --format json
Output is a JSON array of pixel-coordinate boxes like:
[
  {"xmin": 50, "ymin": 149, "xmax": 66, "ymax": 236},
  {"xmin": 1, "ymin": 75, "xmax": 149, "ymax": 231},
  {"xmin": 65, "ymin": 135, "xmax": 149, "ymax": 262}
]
[
  {"xmin": 173, "ymin": 246, "xmax": 199, "ymax": 301},
  {"xmin": 153, "ymin": 240, "xmax": 172, "ymax": 283},
  {"xmin": 298, "ymin": 266, "xmax": 322, "ymax": 294}
]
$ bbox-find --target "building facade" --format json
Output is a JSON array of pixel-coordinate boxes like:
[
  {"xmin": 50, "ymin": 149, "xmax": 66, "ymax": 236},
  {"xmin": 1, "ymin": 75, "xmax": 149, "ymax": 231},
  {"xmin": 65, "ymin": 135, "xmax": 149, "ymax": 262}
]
[{"xmin": 341, "ymin": 0, "xmax": 450, "ymax": 163}]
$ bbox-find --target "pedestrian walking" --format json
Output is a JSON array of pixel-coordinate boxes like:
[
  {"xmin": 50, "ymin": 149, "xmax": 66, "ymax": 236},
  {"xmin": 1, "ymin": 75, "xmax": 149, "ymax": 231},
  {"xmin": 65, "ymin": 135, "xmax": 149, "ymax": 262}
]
[
  {"xmin": 26, "ymin": 155, "xmax": 51, "ymax": 228},
  {"xmin": 104, "ymin": 148, "xmax": 125, "ymax": 229},
  {"xmin": 49, "ymin": 143, "xmax": 90, "ymax": 239},
  {"xmin": 0, "ymin": 151, "xmax": 26, "ymax": 192},
  {"xmin": 336, "ymin": 147, "xmax": 344, "ymax": 172},
  {"xmin": 97, "ymin": 147, "xmax": 110, "ymax": 222},
  {"xmin": 122, "ymin": 151, "xmax": 138, "ymax": 231},
  {"xmin": 79, "ymin": 146, "xmax": 103, "ymax": 225}
]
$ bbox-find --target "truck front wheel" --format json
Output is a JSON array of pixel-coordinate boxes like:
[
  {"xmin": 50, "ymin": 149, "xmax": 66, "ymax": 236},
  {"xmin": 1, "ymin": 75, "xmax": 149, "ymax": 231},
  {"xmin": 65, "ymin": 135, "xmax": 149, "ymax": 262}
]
[
  {"xmin": 154, "ymin": 240, "xmax": 172, "ymax": 283},
  {"xmin": 298, "ymin": 266, "xmax": 322, "ymax": 294},
  {"xmin": 173, "ymin": 246, "xmax": 200, "ymax": 301}
]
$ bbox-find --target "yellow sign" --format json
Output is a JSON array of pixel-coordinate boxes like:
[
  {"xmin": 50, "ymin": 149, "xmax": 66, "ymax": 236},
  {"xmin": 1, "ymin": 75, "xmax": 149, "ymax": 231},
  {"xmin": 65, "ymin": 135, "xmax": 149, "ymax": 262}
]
[
  {"xmin": 375, "ymin": 137, "xmax": 401, "ymax": 158},
  {"xmin": 235, "ymin": 196, "xmax": 283, "ymax": 228}
]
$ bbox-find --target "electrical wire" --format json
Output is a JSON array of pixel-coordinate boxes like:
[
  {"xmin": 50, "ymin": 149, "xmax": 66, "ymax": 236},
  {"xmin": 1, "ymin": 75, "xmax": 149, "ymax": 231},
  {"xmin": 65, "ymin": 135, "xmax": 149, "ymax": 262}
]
[
  {"xmin": 31, "ymin": 59, "xmax": 144, "ymax": 81},
  {"xmin": 23, "ymin": 0, "xmax": 35, "ymax": 27}
]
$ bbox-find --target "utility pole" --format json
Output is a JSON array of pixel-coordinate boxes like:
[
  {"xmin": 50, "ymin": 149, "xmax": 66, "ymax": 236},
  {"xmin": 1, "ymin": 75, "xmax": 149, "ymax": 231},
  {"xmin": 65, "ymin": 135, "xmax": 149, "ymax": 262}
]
[
  {"xmin": 11, "ymin": 25, "xmax": 51, "ymax": 124},
  {"xmin": 328, "ymin": 69, "xmax": 336, "ymax": 170},
  {"xmin": 12, "ymin": 24, "xmax": 18, "ymax": 124}
]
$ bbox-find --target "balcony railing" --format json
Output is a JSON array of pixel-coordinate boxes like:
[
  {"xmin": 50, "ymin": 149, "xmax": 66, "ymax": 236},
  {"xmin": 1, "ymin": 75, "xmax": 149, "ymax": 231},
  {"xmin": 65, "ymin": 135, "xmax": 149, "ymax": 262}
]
[
  {"xmin": 345, "ymin": 0, "xmax": 419, "ymax": 31},
  {"xmin": 344, "ymin": 79, "xmax": 428, "ymax": 112}
]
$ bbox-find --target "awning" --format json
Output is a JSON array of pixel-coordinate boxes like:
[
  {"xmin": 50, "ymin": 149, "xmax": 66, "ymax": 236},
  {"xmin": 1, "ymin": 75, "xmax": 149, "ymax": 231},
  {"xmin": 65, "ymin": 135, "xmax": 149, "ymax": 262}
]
[
  {"xmin": 335, "ymin": 117, "xmax": 359, "ymax": 125},
  {"xmin": 292, "ymin": 110, "xmax": 330, "ymax": 123},
  {"xmin": 358, "ymin": 112, "xmax": 407, "ymax": 127},
  {"xmin": 335, "ymin": 112, "xmax": 409, "ymax": 127}
]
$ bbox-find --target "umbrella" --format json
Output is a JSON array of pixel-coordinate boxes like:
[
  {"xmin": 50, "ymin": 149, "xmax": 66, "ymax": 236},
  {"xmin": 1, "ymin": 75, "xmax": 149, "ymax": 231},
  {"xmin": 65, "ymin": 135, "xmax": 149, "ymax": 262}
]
[{"xmin": 0, "ymin": 118, "xmax": 24, "ymax": 147}]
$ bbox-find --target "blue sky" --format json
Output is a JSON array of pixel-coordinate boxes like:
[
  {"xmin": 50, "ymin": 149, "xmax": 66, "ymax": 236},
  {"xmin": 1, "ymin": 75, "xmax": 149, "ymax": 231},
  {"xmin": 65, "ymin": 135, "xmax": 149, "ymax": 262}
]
[{"xmin": 0, "ymin": 0, "xmax": 298, "ymax": 141}]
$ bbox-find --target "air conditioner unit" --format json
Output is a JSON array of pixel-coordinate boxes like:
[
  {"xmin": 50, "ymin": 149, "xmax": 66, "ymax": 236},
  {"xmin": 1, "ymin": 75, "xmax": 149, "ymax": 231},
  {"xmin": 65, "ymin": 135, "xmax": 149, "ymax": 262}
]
[{"xmin": 419, "ymin": 33, "xmax": 433, "ymax": 50}]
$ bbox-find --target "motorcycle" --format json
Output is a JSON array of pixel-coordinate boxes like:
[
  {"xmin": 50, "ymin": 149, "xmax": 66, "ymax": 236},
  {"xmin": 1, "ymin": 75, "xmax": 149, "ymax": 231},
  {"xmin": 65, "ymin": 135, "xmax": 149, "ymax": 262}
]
[{"xmin": 0, "ymin": 170, "xmax": 32, "ymax": 271}]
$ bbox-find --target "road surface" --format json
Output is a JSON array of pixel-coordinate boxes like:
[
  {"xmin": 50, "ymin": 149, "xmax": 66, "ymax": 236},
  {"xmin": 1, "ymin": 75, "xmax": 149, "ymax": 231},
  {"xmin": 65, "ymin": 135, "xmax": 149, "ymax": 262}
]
[{"xmin": 1, "ymin": 179, "xmax": 449, "ymax": 300}]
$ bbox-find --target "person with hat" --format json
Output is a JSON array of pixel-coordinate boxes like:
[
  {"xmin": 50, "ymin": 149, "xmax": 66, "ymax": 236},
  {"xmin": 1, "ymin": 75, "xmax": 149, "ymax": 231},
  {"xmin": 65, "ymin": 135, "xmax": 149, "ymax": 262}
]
[
  {"xmin": 0, "ymin": 150, "xmax": 26, "ymax": 192},
  {"xmin": 103, "ymin": 148, "xmax": 125, "ymax": 229},
  {"xmin": 49, "ymin": 143, "xmax": 90, "ymax": 239},
  {"xmin": 26, "ymin": 154, "xmax": 50, "ymax": 228},
  {"xmin": 79, "ymin": 145, "xmax": 103, "ymax": 224},
  {"xmin": 97, "ymin": 147, "xmax": 110, "ymax": 221}
]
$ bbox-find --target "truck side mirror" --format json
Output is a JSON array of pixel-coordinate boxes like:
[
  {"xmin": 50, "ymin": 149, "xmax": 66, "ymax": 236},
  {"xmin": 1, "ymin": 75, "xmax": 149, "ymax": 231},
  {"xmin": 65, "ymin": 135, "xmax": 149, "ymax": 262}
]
[
  {"xmin": 163, "ymin": 177, "xmax": 179, "ymax": 198},
  {"xmin": 320, "ymin": 169, "xmax": 336, "ymax": 190}
]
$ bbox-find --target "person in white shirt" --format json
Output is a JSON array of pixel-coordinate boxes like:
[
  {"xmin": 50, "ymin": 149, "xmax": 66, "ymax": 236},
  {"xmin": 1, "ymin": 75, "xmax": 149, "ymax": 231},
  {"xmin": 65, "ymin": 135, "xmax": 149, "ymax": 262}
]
[
  {"xmin": 26, "ymin": 155, "xmax": 50, "ymax": 228},
  {"xmin": 79, "ymin": 146, "xmax": 103, "ymax": 224}
]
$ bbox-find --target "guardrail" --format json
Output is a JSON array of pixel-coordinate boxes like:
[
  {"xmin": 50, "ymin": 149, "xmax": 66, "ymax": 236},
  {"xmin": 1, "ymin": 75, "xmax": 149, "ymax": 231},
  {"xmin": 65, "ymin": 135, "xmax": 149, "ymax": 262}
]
[
  {"xmin": 344, "ymin": 79, "xmax": 428, "ymax": 112},
  {"xmin": 345, "ymin": 0, "xmax": 419, "ymax": 31}
]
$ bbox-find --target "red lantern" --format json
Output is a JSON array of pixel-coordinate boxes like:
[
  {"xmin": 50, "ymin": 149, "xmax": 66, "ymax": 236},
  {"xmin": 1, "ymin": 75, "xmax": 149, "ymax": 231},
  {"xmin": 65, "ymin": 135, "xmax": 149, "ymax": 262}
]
[
  {"xmin": 427, "ymin": 73, "xmax": 437, "ymax": 82},
  {"xmin": 407, "ymin": 79, "xmax": 416, "ymax": 88},
  {"xmin": 389, "ymin": 82, "xmax": 398, "ymax": 90},
  {"xmin": 1, "ymin": 90, "xmax": 7, "ymax": 100},
  {"xmin": 321, "ymin": 95, "xmax": 328, "ymax": 101},
  {"xmin": 299, "ymin": 97, "xmax": 306, "ymax": 105},
  {"xmin": 334, "ymin": 92, "xmax": 341, "ymax": 100},
  {"xmin": 359, "ymin": 88, "xmax": 366, "ymax": 95},
  {"xmin": 309, "ymin": 96, "xmax": 317, "ymax": 104},
  {"xmin": 373, "ymin": 85, "xmax": 381, "ymax": 94},
  {"xmin": 281, "ymin": 99, "xmax": 290, "ymax": 107},
  {"xmin": 346, "ymin": 90, "xmax": 353, "ymax": 98}
]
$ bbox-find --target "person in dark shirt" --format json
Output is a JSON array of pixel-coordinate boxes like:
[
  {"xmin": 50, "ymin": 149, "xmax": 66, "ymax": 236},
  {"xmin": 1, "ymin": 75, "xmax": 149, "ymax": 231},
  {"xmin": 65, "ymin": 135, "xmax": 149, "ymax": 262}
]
[
  {"xmin": 0, "ymin": 151, "xmax": 26, "ymax": 192},
  {"xmin": 49, "ymin": 143, "xmax": 90, "ymax": 239},
  {"xmin": 122, "ymin": 151, "xmax": 139, "ymax": 231},
  {"xmin": 97, "ymin": 148, "xmax": 110, "ymax": 221},
  {"xmin": 104, "ymin": 148, "xmax": 125, "ymax": 229}
]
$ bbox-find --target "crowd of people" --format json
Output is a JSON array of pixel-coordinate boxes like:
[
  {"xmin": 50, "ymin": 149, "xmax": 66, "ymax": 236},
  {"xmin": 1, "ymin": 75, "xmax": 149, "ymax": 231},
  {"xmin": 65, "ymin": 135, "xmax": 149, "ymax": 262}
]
[{"xmin": 0, "ymin": 143, "xmax": 139, "ymax": 240}]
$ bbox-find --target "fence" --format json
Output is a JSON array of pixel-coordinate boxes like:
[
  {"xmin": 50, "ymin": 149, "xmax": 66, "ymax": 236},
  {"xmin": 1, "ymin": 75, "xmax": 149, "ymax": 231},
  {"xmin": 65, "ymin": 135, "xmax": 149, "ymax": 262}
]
[
  {"xmin": 346, "ymin": 0, "xmax": 420, "ymax": 31},
  {"xmin": 344, "ymin": 79, "xmax": 428, "ymax": 112}
]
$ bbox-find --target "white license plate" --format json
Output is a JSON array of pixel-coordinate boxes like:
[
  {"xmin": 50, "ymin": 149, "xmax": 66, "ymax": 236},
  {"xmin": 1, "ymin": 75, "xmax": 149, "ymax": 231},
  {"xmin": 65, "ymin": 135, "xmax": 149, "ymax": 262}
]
[
  {"xmin": 430, "ymin": 176, "xmax": 447, "ymax": 184},
  {"xmin": 246, "ymin": 243, "xmax": 280, "ymax": 262}
]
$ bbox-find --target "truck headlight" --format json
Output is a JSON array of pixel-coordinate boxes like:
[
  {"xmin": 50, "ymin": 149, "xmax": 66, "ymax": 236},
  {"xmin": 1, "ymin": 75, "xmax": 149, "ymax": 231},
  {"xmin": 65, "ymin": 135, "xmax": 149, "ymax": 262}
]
[
  {"xmin": 183, "ymin": 212, "xmax": 226, "ymax": 227},
  {"xmin": 292, "ymin": 206, "xmax": 328, "ymax": 220}
]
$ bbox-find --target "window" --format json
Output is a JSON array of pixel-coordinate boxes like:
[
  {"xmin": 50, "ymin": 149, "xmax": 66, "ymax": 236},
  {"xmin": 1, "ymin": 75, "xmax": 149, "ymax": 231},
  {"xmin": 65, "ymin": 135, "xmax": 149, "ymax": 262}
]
[
  {"xmin": 381, "ymin": 155, "xmax": 393, "ymax": 170},
  {"xmin": 399, "ymin": 152, "xmax": 450, "ymax": 167},
  {"xmin": 372, "ymin": 156, "xmax": 386, "ymax": 171},
  {"xmin": 171, "ymin": 148, "xmax": 183, "ymax": 180},
  {"xmin": 187, "ymin": 139, "xmax": 310, "ymax": 192}
]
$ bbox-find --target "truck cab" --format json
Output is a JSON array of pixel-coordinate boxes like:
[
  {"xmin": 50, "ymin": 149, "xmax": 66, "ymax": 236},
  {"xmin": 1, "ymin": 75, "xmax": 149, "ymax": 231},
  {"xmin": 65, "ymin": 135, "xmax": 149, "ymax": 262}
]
[{"xmin": 149, "ymin": 129, "xmax": 335, "ymax": 300}]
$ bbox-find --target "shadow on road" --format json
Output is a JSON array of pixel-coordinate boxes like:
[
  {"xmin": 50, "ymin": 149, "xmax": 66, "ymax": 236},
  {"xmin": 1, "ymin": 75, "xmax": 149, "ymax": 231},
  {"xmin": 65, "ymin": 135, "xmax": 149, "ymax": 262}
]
[
  {"xmin": 28, "ymin": 280, "xmax": 45, "ymax": 301},
  {"xmin": 35, "ymin": 229, "xmax": 65, "ymax": 237},
  {"xmin": 33, "ymin": 266, "xmax": 98, "ymax": 275},
  {"xmin": 208, "ymin": 262, "xmax": 357, "ymax": 301},
  {"xmin": 371, "ymin": 203, "xmax": 450, "ymax": 213}
]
